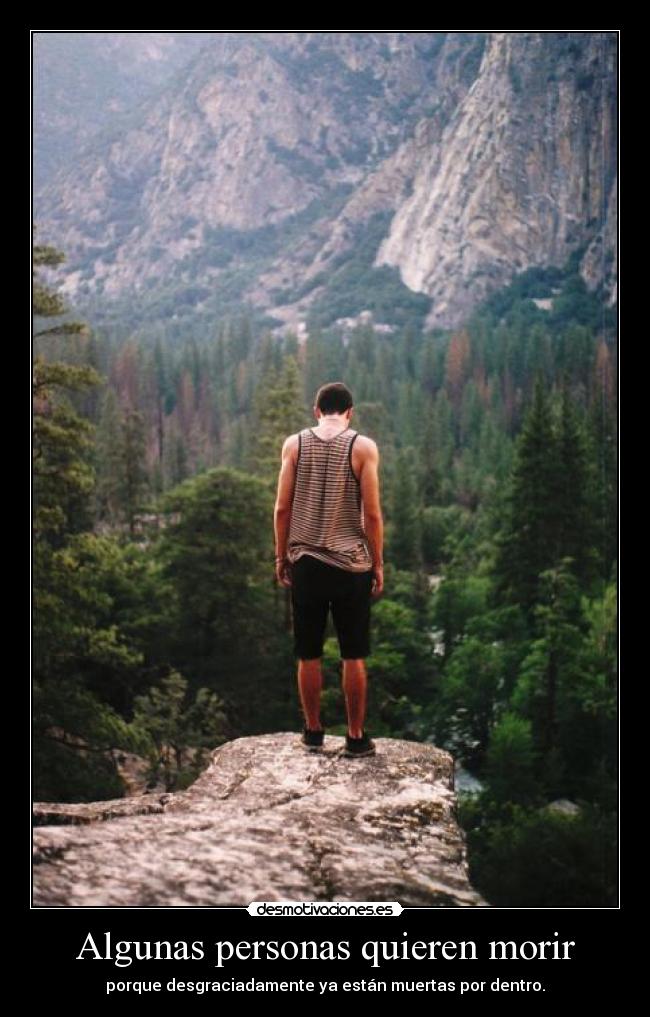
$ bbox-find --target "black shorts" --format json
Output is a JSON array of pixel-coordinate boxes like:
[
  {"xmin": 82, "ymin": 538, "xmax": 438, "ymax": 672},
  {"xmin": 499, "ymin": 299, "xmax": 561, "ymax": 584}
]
[{"xmin": 290, "ymin": 554, "xmax": 373, "ymax": 660}]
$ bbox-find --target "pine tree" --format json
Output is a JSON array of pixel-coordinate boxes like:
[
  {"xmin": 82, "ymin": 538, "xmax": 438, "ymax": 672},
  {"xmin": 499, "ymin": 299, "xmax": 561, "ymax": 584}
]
[
  {"xmin": 512, "ymin": 559, "xmax": 585, "ymax": 795},
  {"xmin": 418, "ymin": 398, "xmax": 440, "ymax": 503},
  {"xmin": 132, "ymin": 669, "xmax": 229, "ymax": 791},
  {"xmin": 492, "ymin": 373, "xmax": 559, "ymax": 618},
  {"xmin": 33, "ymin": 229, "xmax": 144, "ymax": 800},
  {"xmin": 118, "ymin": 407, "xmax": 149, "ymax": 535},
  {"xmin": 554, "ymin": 380, "xmax": 599, "ymax": 587},
  {"xmin": 586, "ymin": 387, "xmax": 617, "ymax": 580},
  {"xmin": 153, "ymin": 335, "xmax": 168, "ymax": 468},
  {"xmin": 247, "ymin": 354, "xmax": 305, "ymax": 485},
  {"xmin": 33, "ymin": 229, "xmax": 102, "ymax": 543},
  {"xmin": 94, "ymin": 387, "xmax": 123, "ymax": 524},
  {"xmin": 390, "ymin": 447, "xmax": 423, "ymax": 571},
  {"xmin": 433, "ymin": 389, "xmax": 455, "ymax": 503}
]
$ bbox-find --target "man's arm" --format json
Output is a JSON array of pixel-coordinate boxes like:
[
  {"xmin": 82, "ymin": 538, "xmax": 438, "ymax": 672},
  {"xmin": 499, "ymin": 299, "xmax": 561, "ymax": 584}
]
[
  {"xmin": 358, "ymin": 439, "xmax": 384, "ymax": 579},
  {"xmin": 273, "ymin": 434, "xmax": 298, "ymax": 563}
]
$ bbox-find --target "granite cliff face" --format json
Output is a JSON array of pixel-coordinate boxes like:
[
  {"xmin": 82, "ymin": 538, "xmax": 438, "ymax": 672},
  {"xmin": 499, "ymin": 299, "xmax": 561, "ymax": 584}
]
[
  {"xmin": 34, "ymin": 31, "xmax": 616, "ymax": 331},
  {"xmin": 32, "ymin": 732, "xmax": 488, "ymax": 908},
  {"xmin": 375, "ymin": 32, "xmax": 618, "ymax": 328}
]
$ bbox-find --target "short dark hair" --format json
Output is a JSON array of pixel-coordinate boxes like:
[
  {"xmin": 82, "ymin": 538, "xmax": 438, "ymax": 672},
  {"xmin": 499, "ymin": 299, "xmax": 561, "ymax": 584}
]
[{"xmin": 315, "ymin": 382, "xmax": 353, "ymax": 415}]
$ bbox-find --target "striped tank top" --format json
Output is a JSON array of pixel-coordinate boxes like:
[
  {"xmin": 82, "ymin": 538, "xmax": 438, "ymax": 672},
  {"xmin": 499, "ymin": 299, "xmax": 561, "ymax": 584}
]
[{"xmin": 287, "ymin": 426, "xmax": 373, "ymax": 573}]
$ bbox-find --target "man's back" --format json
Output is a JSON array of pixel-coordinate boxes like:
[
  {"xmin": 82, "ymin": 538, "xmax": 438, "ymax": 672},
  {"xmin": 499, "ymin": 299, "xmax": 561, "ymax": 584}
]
[{"xmin": 286, "ymin": 425, "xmax": 374, "ymax": 572}]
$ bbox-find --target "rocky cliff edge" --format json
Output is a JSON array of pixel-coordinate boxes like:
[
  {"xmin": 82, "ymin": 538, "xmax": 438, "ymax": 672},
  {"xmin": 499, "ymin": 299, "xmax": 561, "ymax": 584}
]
[{"xmin": 33, "ymin": 732, "xmax": 489, "ymax": 908}]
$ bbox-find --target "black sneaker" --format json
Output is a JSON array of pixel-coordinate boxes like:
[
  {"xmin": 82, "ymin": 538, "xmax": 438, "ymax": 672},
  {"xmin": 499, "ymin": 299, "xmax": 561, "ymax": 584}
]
[
  {"xmin": 301, "ymin": 725, "xmax": 324, "ymax": 751},
  {"xmin": 343, "ymin": 731, "xmax": 376, "ymax": 757}
]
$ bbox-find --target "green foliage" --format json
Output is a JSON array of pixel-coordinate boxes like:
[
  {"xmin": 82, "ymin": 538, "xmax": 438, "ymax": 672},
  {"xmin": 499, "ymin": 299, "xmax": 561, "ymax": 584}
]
[
  {"xmin": 32, "ymin": 228, "xmax": 617, "ymax": 910},
  {"xmin": 34, "ymin": 233, "xmax": 180, "ymax": 801},
  {"xmin": 33, "ymin": 232, "xmax": 143, "ymax": 800},
  {"xmin": 306, "ymin": 212, "xmax": 432, "ymax": 330},
  {"xmin": 512, "ymin": 561, "xmax": 617, "ymax": 803},
  {"xmin": 246, "ymin": 354, "xmax": 305, "ymax": 483},
  {"xmin": 35, "ymin": 533, "xmax": 145, "ymax": 675},
  {"xmin": 421, "ymin": 505, "xmax": 454, "ymax": 563},
  {"xmin": 33, "ymin": 383, "xmax": 99, "ymax": 540},
  {"xmin": 389, "ymin": 447, "xmax": 423, "ymax": 569},
  {"xmin": 151, "ymin": 465, "xmax": 285, "ymax": 729},
  {"xmin": 434, "ymin": 635, "xmax": 505, "ymax": 766},
  {"xmin": 459, "ymin": 794, "xmax": 617, "ymax": 907},
  {"xmin": 156, "ymin": 467, "xmax": 272, "ymax": 611},
  {"xmin": 492, "ymin": 374, "xmax": 598, "ymax": 616},
  {"xmin": 32, "ymin": 269, "xmax": 104, "ymax": 543},
  {"xmin": 480, "ymin": 257, "xmax": 616, "ymax": 334},
  {"xmin": 133, "ymin": 670, "xmax": 229, "ymax": 791},
  {"xmin": 484, "ymin": 712, "xmax": 540, "ymax": 804},
  {"xmin": 33, "ymin": 674, "xmax": 148, "ymax": 802},
  {"xmin": 431, "ymin": 573, "xmax": 492, "ymax": 659}
]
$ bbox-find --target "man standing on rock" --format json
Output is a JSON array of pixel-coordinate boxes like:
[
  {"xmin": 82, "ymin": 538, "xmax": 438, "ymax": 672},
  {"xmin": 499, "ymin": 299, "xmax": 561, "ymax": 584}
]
[{"xmin": 274, "ymin": 381, "xmax": 384, "ymax": 758}]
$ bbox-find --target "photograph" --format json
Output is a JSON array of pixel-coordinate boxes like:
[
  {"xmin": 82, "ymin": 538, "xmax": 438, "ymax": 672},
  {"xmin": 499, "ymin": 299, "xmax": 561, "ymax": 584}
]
[{"xmin": 32, "ymin": 30, "xmax": 618, "ymax": 922}]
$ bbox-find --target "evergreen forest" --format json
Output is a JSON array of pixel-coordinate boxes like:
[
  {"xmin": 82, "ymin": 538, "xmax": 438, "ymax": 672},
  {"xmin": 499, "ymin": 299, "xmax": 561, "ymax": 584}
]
[{"xmin": 33, "ymin": 231, "xmax": 618, "ymax": 907}]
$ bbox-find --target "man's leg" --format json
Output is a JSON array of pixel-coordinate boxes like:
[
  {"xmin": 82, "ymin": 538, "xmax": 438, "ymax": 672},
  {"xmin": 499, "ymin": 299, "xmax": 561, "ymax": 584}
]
[
  {"xmin": 341, "ymin": 658, "xmax": 368, "ymax": 739},
  {"xmin": 331, "ymin": 568, "xmax": 373, "ymax": 738},
  {"xmin": 298, "ymin": 657, "xmax": 323, "ymax": 731},
  {"xmin": 291, "ymin": 557, "xmax": 329, "ymax": 733}
]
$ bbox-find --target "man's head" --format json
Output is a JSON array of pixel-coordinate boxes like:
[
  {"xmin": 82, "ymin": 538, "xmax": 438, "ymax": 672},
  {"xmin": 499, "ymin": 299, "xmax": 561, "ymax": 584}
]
[{"xmin": 314, "ymin": 381, "xmax": 354, "ymax": 422}]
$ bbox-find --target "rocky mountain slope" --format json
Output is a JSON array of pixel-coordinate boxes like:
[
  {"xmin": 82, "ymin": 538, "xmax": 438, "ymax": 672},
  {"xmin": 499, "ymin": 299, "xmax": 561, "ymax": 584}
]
[
  {"xmin": 34, "ymin": 32, "xmax": 211, "ymax": 190},
  {"xmin": 376, "ymin": 32, "xmax": 618, "ymax": 328},
  {"xmin": 34, "ymin": 31, "xmax": 617, "ymax": 333}
]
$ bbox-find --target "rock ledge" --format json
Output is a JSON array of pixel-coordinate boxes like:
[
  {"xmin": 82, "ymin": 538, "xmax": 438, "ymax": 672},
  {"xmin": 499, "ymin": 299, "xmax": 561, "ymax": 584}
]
[{"xmin": 33, "ymin": 733, "xmax": 488, "ymax": 907}]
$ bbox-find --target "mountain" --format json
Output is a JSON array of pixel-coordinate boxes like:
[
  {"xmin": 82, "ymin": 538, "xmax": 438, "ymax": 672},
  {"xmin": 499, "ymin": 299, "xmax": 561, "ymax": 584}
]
[
  {"xmin": 376, "ymin": 31, "xmax": 618, "ymax": 328},
  {"xmin": 33, "ymin": 32, "xmax": 212, "ymax": 191},
  {"xmin": 33, "ymin": 31, "xmax": 617, "ymax": 334}
]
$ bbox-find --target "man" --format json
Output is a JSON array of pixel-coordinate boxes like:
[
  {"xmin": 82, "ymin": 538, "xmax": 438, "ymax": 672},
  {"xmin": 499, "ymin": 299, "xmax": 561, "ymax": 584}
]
[{"xmin": 273, "ymin": 381, "xmax": 384, "ymax": 758}]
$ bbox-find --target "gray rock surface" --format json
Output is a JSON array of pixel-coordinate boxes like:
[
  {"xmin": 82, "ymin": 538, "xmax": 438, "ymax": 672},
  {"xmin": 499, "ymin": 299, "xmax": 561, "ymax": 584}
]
[
  {"xmin": 33, "ymin": 733, "xmax": 489, "ymax": 907},
  {"xmin": 376, "ymin": 31, "xmax": 617, "ymax": 329}
]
